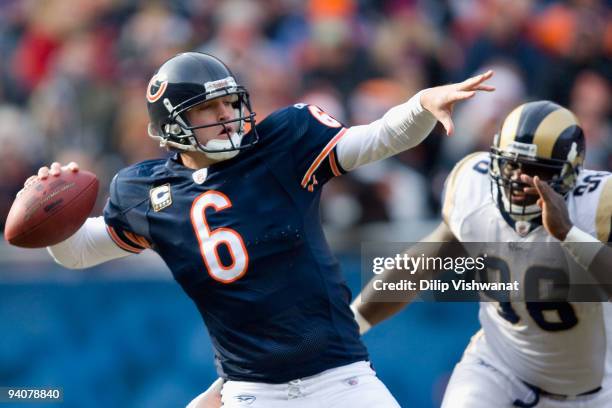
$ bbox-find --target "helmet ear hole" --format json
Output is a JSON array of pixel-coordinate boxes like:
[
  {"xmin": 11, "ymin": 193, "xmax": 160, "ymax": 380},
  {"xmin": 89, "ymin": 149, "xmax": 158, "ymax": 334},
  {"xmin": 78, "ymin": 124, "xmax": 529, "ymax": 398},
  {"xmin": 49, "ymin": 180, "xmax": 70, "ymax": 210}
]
[{"xmin": 165, "ymin": 124, "xmax": 182, "ymax": 136}]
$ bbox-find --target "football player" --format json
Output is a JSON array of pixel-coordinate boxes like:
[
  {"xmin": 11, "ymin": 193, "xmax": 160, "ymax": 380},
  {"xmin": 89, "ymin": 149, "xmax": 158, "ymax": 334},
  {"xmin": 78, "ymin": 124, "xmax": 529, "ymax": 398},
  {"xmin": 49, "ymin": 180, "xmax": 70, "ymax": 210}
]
[
  {"xmin": 26, "ymin": 52, "xmax": 494, "ymax": 407},
  {"xmin": 352, "ymin": 100, "xmax": 612, "ymax": 407}
]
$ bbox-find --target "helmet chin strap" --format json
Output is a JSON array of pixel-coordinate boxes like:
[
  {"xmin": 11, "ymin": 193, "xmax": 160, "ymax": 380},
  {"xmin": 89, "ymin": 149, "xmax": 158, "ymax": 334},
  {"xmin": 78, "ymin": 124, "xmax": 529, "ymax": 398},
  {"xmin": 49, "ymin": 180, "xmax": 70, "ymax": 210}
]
[
  {"xmin": 499, "ymin": 188, "xmax": 541, "ymax": 222},
  {"xmin": 494, "ymin": 185, "xmax": 541, "ymax": 237},
  {"xmin": 202, "ymin": 132, "xmax": 243, "ymax": 161}
]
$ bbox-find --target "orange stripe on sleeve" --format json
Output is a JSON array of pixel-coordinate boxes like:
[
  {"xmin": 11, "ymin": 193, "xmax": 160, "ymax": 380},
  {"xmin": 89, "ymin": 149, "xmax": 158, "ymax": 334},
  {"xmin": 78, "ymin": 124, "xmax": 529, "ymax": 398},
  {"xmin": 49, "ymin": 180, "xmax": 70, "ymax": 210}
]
[
  {"xmin": 106, "ymin": 225, "xmax": 143, "ymax": 254},
  {"xmin": 329, "ymin": 149, "xmax": 342, "ymax": 177},
  {"xmin": 124, "ymin": 231, "xmax": 151, "ymax": 249},
  {"xmin": 301, "ymin": 128, "xmax": 347, "ymax": 188}
]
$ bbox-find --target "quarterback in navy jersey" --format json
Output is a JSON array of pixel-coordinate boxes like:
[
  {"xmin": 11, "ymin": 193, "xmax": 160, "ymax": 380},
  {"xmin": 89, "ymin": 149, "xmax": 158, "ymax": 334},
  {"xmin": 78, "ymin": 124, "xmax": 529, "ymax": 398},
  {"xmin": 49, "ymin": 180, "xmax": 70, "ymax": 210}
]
[
  {"xmin": 29, "ymin": 52, "xmax": 494, "ymax": 407},
  {"xmin": 105, "ymin": 104, "xmax": 369, "ymax": 383}
]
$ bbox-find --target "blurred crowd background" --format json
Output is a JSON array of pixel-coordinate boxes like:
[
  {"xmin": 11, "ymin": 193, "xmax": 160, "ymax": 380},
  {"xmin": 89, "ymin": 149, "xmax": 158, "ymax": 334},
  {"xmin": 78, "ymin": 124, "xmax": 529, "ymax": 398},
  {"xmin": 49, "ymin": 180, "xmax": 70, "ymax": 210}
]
[
  {"xmin": 0, "ymin": 0, "xmax": 610, "ymax": 229},
  {"xmin": 0, "ymin": 0, "xmax": 610, "ymax": 407}
]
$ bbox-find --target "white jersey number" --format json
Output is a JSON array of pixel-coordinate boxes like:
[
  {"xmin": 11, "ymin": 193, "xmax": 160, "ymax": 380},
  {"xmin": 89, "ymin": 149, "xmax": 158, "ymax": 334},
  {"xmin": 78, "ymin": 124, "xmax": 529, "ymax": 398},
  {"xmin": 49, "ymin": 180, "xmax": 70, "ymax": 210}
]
[{"xmin": 191, "ymin": 191, "xmax": 249, "ymax": 283}]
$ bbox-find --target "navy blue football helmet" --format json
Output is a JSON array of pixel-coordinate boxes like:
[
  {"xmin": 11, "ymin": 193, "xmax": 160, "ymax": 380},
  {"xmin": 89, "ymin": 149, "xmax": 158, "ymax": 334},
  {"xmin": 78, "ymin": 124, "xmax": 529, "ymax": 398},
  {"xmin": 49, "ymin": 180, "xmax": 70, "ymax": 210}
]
[{"xmin": 146, "ymin": 52, "xmax": 258, "ymax": 155}]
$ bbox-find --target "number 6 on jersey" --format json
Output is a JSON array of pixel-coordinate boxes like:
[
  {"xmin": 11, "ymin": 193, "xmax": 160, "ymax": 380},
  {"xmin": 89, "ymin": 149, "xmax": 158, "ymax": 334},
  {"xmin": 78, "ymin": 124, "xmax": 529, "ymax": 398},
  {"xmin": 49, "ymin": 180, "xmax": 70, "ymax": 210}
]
[{"xmin": 191, "ymin": 191, "xmax": 249, "ymax": 283}]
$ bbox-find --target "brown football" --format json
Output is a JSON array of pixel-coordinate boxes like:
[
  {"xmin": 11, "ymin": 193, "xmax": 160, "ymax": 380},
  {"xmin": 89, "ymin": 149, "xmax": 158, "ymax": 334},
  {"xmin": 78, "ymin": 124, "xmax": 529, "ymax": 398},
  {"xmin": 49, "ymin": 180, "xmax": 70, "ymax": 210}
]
[{"xmin": 4, "ymin": 170, "xmax": 99, "ymax": 248}]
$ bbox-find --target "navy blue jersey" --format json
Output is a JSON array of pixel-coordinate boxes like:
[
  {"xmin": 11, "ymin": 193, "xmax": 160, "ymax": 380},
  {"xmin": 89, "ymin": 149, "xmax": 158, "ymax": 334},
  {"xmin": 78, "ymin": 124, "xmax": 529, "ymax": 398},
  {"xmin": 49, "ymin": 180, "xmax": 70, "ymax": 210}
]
[{"xmin": 103, "ymin": 104, "xmax": 368, "ymax": 382}]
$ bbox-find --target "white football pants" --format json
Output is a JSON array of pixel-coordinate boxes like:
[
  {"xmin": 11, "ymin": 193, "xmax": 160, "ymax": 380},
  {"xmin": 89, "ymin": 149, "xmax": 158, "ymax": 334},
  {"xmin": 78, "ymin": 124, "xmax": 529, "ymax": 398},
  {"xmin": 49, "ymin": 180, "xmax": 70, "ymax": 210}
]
[
  {"xmin": 441, "ymin": 331, "xmax": 612, "ymax": 408},
  {"xmin": 220, "ymin": 361, "xmax": 400, "ymax": 408}
]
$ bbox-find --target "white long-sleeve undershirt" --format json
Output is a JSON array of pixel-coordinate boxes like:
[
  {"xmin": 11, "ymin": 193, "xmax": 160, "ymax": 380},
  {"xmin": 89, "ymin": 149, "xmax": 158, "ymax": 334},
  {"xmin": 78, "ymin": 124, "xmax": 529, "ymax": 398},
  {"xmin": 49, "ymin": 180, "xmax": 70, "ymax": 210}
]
[
  {"xmin": 337, "ymin": 90, "xmax": 436, "ymax": 171},
  {"xmin": 47, "ymin": 91, "xmax": 437, "ymax": 269},
  {"xmin": 47, "ymin": 216, "xmax": 130, "ymax": 269}
]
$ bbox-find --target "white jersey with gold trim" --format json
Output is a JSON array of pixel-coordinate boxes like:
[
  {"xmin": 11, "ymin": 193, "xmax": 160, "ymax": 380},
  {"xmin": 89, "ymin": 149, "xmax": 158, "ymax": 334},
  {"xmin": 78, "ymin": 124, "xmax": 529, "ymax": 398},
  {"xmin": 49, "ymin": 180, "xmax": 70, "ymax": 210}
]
[{"xmin": 443, "ymin": 151, "xmax": 612, "ymax": 396}]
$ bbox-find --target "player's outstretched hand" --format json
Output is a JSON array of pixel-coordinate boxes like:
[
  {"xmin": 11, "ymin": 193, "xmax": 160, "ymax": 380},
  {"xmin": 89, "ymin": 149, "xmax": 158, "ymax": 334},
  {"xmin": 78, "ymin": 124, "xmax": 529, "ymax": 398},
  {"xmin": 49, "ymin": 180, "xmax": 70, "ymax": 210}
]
[
  {"xmin": 18, "ymin": 162, "xmax": 79, "ymax": 197},
  {"xmin": 419, "ymin": 70, "xmax": 495, "ymax": 136},
  {"xmin": 521, "ymin": 174, "xmax": 573, "ymax": 240}
]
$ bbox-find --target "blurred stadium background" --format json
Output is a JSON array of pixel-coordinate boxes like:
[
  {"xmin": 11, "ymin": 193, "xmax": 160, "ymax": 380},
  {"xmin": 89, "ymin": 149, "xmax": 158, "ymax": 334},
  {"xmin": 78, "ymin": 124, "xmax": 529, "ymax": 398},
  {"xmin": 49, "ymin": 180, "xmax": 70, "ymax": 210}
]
[{"xmin": 0, "ymin": 0, "xmax": 609, "ymax": 407}]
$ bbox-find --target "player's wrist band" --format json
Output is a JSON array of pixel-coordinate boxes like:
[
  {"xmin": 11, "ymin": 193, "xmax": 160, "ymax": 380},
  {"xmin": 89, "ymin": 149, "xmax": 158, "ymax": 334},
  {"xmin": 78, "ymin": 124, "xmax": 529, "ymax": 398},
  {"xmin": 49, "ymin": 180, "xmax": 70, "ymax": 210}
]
[
  {"xmin": 561, "ymin": 226, "xmax": 603, "ymax": 269},
  {"xmin": 350, "ymin": 304, "xmax": 372, "ymax": 335}
]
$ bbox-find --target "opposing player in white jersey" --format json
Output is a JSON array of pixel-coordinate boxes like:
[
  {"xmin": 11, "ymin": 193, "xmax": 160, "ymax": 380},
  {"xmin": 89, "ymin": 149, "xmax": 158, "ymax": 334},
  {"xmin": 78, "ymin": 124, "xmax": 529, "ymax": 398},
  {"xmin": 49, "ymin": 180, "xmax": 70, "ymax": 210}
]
[{"xmin": 351, "ymin": 100, "xmax": 612, "ymax": 407}]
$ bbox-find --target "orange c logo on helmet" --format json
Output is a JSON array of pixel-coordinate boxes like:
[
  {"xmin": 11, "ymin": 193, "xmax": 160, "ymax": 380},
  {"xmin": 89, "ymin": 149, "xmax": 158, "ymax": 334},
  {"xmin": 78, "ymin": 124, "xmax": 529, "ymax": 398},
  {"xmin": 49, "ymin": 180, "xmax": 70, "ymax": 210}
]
[{"xmin": 146, "ymin": 74, "xmax": 168, "ymax": 103}]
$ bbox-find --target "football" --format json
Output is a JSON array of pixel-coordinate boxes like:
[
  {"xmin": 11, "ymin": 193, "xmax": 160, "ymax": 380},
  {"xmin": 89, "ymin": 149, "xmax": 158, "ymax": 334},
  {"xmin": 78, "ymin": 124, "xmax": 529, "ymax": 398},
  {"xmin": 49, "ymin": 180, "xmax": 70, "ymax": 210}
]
[{"xmin": 4, "ymin": 170, "xmax": 99, "ymax": 248}]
